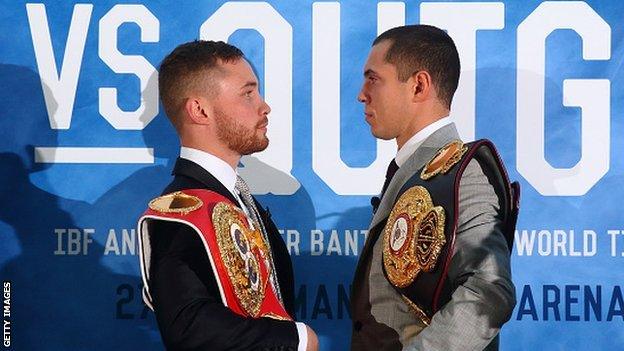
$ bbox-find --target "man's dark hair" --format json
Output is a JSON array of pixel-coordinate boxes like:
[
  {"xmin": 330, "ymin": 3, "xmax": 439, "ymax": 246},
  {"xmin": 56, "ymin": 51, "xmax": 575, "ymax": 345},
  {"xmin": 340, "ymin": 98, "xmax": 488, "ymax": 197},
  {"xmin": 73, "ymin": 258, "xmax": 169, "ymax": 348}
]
[
  {"xmin": 373, "ymin": 25, "xmax": 460, "ymax": 108},
  {"xmin": 158, "ymin": 40, "xmax": 244, "ymax": 127}
]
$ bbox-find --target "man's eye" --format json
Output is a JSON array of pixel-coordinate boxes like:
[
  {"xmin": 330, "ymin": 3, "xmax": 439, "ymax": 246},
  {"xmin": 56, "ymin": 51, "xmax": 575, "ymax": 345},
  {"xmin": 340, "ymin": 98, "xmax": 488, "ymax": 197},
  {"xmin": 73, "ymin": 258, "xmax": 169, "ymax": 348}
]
[
  {"xmin": 368, "ymin": 77, "xmax": 377, "ymax": 83},
  {"xmin": 244, "ymin": 91, "xmax": 253, "ymax": 97}
]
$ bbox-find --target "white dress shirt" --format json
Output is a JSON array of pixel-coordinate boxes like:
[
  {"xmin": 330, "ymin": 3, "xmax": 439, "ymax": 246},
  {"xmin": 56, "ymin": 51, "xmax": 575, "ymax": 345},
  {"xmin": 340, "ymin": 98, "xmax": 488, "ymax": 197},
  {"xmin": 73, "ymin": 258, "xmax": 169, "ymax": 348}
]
[
  {"xmin": 180, "ymin": 146, "xmax": 266, "ymax": 229},
  {"xmin": 180, "ymin": 146, "xmax": 238, "ymax": 196},
  {"xmin": 394, "ymin": 117, "xmax": 452, "ymax": 167},
  {"xmin": 179, "ymin": 147, "xmax": 307, "ymax": 351}
]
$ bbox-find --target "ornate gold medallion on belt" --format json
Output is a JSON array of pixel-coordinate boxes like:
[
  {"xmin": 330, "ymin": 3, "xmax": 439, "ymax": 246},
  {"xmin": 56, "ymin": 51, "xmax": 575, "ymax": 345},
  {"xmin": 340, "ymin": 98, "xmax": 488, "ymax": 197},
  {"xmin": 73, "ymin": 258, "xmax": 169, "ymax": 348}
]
[
  {"xmin": 148, "ymin": 191, "xmax": 203, "ymax": 215},
  {"xmin": 421, "ymin": 140, "xmax": 468, "ymax": 180},
  {"xmin": 382, "ymin": 186, "xmax": 446, "ymax": 288},
  {"xmin": 212, "ymin": 202, "xmax": 270, "ymax": 317}
]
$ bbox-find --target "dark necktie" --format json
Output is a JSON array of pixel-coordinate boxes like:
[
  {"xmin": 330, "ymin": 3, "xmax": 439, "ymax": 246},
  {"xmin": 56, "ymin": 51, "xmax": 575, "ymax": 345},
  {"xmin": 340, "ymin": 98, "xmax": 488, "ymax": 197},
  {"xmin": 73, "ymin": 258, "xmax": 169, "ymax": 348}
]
[
  {"xmin": 371, "ymin": 159, "xmax": 399, "ymax": 213},
  {"xmin": 381, "ymin": 159, "xmax": 399, "ymax": 196},
  {"xmin": 234, "ymin": 175, "xmax": 283, "ymax": 303}
]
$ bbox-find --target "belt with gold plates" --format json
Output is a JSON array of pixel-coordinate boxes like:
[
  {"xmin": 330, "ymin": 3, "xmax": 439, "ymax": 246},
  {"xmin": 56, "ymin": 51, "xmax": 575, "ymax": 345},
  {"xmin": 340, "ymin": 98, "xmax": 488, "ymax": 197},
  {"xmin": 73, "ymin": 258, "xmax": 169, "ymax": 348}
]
[
  {"xmin": 381, "ymin": 139, "xmax": 520, "ymax": 325},
  {"xmin": 137, "ymin": 189, "xmax": 291, "ymax": 321}
]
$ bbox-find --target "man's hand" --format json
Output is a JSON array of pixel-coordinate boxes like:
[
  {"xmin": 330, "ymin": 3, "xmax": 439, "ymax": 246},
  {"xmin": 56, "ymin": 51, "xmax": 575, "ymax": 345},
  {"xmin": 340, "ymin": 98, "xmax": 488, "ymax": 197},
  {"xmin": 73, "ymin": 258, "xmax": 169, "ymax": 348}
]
[{"xmin": 305, "ymin": 325, "xmax": 319, "ymax": 351}]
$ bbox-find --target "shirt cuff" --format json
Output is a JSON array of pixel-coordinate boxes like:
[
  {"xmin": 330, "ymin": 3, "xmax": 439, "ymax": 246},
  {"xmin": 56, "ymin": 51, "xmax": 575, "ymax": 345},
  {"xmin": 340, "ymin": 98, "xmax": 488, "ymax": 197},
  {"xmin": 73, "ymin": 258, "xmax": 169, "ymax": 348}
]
[{"xmin": 295, "ymin": 322, "xmax": 307, "ymax": 351}]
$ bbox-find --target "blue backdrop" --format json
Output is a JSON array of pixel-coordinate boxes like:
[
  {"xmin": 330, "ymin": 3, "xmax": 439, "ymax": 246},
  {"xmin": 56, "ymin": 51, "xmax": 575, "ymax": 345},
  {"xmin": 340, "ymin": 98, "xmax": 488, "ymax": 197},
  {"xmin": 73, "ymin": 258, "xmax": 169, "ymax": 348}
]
[{"xmin": 1, "ymin": 1, "xmax": 623, "ymax": 350}]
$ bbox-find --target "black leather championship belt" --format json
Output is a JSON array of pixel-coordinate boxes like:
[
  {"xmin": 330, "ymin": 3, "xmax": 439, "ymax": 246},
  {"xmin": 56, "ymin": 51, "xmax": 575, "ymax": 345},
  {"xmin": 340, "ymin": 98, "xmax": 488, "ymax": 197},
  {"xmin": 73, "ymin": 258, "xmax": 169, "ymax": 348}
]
[{"xmin": 381, "ymin": 139, "xmax": 520, "ymax": 325}]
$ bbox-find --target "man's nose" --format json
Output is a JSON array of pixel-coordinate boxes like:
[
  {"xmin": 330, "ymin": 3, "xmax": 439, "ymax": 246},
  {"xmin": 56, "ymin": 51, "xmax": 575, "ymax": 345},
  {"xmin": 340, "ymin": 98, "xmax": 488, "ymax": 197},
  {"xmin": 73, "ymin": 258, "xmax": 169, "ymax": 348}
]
[
  {"xmin": 357, "ymin": 87, "xmax": 367, "ymax": 103},
  {"xmin": 262, "ymin": 99, "xmax": 271, "ymax": 116}
]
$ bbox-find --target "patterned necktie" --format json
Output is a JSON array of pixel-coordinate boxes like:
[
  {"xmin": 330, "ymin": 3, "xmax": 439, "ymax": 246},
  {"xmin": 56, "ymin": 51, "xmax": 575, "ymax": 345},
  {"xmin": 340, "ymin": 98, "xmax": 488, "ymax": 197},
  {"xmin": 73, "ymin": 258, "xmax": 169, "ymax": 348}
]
[{"xmin": 234, "ymin": 175, "xmax": 283, "ymax": 303}]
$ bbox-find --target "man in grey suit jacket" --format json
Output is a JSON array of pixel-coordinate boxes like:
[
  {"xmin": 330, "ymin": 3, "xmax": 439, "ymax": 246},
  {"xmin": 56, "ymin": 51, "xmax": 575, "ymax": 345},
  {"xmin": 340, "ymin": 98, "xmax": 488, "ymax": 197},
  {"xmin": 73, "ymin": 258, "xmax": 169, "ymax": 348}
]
[{"xmin": 350, "ymin": 25, "xmax": 518, "ymax": 351}]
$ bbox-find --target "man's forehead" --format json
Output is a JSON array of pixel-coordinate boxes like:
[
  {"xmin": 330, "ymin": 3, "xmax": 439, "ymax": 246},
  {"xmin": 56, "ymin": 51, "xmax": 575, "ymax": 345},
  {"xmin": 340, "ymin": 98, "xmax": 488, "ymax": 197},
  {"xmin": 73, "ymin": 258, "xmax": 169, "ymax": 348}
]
[
  {"xmin": 219, "ymin": 58, "xmax": 252, "ymax": 74},
  {"xmin": 371, "ymin": 40, "xmax": 392, "ymax": 57},
  {"xmin": 364, "ymin": 41, "xmax": 393, "ymax": 73},
  {"xmin": 219, "ymin": 59, "xmax": 257, "ymax": 83}
]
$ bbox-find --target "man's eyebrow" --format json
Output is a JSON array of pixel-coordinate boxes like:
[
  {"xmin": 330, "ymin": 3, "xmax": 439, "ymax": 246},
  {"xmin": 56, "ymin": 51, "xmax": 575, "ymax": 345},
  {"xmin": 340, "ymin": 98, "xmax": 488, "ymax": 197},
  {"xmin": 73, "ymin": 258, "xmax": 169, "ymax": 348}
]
[
  {"xmin": 240, "ymin": 81, "xmax": 258, "ymax": 89},
  {"xmin": 364, "ymin": 69, "xmax": 377, "ymax": 77}
]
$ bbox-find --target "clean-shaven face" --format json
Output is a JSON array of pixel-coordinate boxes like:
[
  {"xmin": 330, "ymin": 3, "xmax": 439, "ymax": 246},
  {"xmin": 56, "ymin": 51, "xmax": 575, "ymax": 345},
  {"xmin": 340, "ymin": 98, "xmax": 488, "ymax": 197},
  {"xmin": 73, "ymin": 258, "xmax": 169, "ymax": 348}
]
[{"xmin": 357, "ymin": 40, "xmax": 413, "ymax": 141}]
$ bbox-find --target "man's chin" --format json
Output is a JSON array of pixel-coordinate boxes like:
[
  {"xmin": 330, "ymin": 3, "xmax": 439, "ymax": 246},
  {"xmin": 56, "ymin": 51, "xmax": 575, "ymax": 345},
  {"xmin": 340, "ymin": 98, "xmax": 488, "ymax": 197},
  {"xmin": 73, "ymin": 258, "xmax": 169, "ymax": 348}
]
[
  {"xmin": 370, "ymin": 128, "xmax": 391, "ymax": 140},
  {"xmin": 257, "ymin": 135, "xmax": 269, "ymax": 151},
  {"xmin": 257, "ymin": 139, "xmax": 269, "ymax": 152},
  {"xmin": 241, "ymin": 137, "xmax": 269, "ymax": 155},
  {"xmin": 372, "ymin": 134, "xmax": 395, "ymax": 142}
]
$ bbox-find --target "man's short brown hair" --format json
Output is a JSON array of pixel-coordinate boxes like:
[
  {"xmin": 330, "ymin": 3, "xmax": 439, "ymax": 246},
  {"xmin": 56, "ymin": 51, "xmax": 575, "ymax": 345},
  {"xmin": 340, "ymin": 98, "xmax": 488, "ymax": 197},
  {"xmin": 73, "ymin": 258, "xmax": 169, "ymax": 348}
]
[
  {"xmin": 373, "ymin": 25, "xmax": 460, "ymax": 109},
  {"xmin": 158, "ymin": 40, "xmax": 244, "ymax": 128}
]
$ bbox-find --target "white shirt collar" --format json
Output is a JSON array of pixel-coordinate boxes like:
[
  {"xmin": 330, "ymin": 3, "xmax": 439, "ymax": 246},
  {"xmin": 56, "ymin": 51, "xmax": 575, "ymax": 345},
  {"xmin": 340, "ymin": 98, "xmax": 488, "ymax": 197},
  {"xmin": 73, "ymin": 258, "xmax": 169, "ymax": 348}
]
[
  {"xmin": 179, "ymin": 147, "xmax": 238, "ymax": 195},
  {"xmin": 395, "ymin": 116, "xmax": 452, "ymax": 167}
]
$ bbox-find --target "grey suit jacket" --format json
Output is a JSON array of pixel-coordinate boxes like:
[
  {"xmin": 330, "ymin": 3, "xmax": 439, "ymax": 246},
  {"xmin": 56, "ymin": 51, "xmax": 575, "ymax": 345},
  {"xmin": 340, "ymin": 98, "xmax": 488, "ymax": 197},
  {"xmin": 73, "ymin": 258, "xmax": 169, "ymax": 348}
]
[{"xmin": 351, "ymin": 123, "xmax": 516, "ymax": 351}]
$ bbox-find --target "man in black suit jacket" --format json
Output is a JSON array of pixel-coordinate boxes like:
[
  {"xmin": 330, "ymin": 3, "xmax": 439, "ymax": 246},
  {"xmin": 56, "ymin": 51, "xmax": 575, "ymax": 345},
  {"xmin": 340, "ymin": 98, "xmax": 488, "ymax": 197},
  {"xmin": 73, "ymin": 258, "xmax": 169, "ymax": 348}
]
[{"xmin": 140, "ymin": 40, "xmax": 318, "ymax": 351}]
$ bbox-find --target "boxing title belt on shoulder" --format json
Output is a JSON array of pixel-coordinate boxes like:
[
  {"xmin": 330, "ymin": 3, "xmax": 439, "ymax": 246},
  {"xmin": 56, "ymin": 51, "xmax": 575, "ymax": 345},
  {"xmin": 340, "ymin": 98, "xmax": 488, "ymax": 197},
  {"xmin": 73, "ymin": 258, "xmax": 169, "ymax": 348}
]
[
  {"xmin": 137, "ymin": 189, "xmax": 292, "ymax": 321},
  {"xmin": 382, "ymin": 139, "xmax": 520, "ymax": 325}
]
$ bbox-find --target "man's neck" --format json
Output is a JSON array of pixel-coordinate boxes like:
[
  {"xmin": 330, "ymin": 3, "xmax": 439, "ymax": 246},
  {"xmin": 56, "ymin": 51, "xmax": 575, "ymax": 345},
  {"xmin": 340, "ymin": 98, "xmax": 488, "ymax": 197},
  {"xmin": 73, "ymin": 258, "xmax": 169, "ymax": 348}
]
[
  {"xmin": 396, "ymin": 111, "xmax": 449, "ymax": 150},
  {"xmin": 179, "ymin": 146, "xmax": 239, "ymax": 196},
  {"xmin": 180, "ymin": 141, "xmax": 240, "ymax": 170},
  {"xmin": 394, "ymin": 116, "xmax": 452, "ymax": 167}
]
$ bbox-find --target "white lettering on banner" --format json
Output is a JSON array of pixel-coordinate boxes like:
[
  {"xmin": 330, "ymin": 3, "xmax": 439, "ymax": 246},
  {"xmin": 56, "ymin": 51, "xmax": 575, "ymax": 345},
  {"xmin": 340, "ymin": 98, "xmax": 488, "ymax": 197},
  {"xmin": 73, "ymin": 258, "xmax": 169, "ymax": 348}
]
[
  {"xmin": 68, "ymin": 228, "xmax": 81, "ymax": 254},
  {"xmin": 54, "ymin": 229, "xmax": 66, "ymax": 255},
  {"xmin": 309, "ymin": 229, "xmax": 368, "ymax": 256},
  {"xmin": 608, "ymin": 230, "xmax": 618, "ymax": 256},
  {"xmin": 48, "ymin": 226, "xmax": 624, "ymax": 258},
  {"xmin": 200, "ymin": 2, "xmax": 296, "ymax": 195},
  {"xmin": 34, "ymin": 147, "xmax": 154, "ymax": 163},
  {"xmin": 279, "ymin": 229, "xmax": 301, "ymax": 256},
  {"xmin": 26, "ymin": 2, "xmax": 616, "ymax": 196},
  {"xmin": 98, "ymin": 5, "xmax": 159, "ymax": 129},
  {"xmin": 53, "ymin": 228, "xmax": 94, "ymax": 255},
  {"xmin": 515, "ymin": 229, "xmax": 596, "ymax": 257},
  {"xmin": 311, "ymin": 229, "xmax": 324, "ymax": 256},
  {"xmin": 104, "ymin": 229, "xmax": 137, "ymax": 255},
  {"xmin": 377, "ymin": 2, "xmax": 405, "ymax": 34},
  {"xmin": 420, "ymin": 2, "xmax": 505, "ymax": 141},
  {"xmin": 26, "ymin": 3, "xmax": 92, "ymax": 129},
  {"xmin": 312, "ymin": 2, "xmax": 396, "ymax": 196},
  {"xmin": 607, "ymin": 230, "xmax": 624, "ymax": 257},
  {"xmin": 517, "ymin": 1, "xmax": 611, "ymax": 196}
]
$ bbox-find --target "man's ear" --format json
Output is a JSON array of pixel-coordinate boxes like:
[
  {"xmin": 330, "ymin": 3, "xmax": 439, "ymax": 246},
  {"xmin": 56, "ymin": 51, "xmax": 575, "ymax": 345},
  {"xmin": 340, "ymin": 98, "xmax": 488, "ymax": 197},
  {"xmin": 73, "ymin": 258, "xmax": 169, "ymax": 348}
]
[
  {"xmin": 184, "ymin": 96, "xmax": 211, "ymax": 125},
  {"xmin": 410, "ymin": 70, "xmax": 432, "ymax": 103}
]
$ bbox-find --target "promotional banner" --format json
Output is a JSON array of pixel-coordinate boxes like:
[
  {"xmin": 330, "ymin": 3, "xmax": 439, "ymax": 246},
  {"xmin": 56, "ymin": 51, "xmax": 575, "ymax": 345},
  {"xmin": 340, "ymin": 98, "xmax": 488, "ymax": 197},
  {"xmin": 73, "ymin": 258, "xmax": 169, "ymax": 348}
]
[{"xmin": 1, "ymin": 1, "xmax": 622, "ymax": 350}]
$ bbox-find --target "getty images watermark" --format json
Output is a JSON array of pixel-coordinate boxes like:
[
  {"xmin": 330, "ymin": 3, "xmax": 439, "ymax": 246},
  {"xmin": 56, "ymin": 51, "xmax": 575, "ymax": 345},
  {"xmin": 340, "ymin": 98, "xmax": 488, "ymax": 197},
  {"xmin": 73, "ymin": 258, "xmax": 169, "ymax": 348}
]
[{"xmin": 3, "ymin": 281, "xmax": 10, "ymax": 348}]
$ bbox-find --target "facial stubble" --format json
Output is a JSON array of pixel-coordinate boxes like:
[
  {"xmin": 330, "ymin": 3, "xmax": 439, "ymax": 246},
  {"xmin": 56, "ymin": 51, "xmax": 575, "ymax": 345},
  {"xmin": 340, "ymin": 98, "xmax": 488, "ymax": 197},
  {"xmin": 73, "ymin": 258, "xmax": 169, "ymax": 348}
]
[{"xmin": 213, "ymin": 108, "xmax": 269, "ymax": 156}]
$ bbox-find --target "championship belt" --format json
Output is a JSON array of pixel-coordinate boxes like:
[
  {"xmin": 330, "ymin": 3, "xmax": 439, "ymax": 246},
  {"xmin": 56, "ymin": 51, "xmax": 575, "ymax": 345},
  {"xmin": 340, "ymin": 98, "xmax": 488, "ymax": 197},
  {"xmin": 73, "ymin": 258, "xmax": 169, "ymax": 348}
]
[
  {"xmin": 137, "ymin": 189, "xmax": 292, "ymax": 321},
  {"xmin": 382, "ymin": 139, "xmax": 520, "ymax": 325}
]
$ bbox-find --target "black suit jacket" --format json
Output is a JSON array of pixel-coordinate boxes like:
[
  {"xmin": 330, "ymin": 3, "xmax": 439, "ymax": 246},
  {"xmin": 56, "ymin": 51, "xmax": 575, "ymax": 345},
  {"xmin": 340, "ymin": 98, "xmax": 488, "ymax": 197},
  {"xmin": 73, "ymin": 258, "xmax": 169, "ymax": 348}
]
[{"xmin": 147, "ymin": 158, "xmax": 299, "ymax": 350}]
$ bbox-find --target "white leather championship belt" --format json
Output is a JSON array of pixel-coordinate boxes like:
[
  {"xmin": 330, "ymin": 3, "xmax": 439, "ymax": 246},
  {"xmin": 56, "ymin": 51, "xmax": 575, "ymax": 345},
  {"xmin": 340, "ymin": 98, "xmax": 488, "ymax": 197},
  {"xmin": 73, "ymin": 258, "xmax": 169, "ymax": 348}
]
[{"xmin": 137, "ymin": 189, "xmax": 292, "ymax": 321}]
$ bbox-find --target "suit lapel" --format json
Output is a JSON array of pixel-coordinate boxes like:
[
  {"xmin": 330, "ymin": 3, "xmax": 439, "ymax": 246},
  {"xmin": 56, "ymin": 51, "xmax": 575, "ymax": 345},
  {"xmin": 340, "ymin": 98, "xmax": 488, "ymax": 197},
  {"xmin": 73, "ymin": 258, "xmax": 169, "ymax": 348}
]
[
  {"xmin": 172, "ymin": 158, "xmax": 295, "ymax": 311},
  {"xmin": 355, "ymin": 123, "xmax": 462, "ymax": 276},
  {"xmin": 369, "ymin": 147, "xmax": 436, "ymax": 229},
  {"xmin": 171, "ymin": 157, "xmax": 240, "ymax": 205}
]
